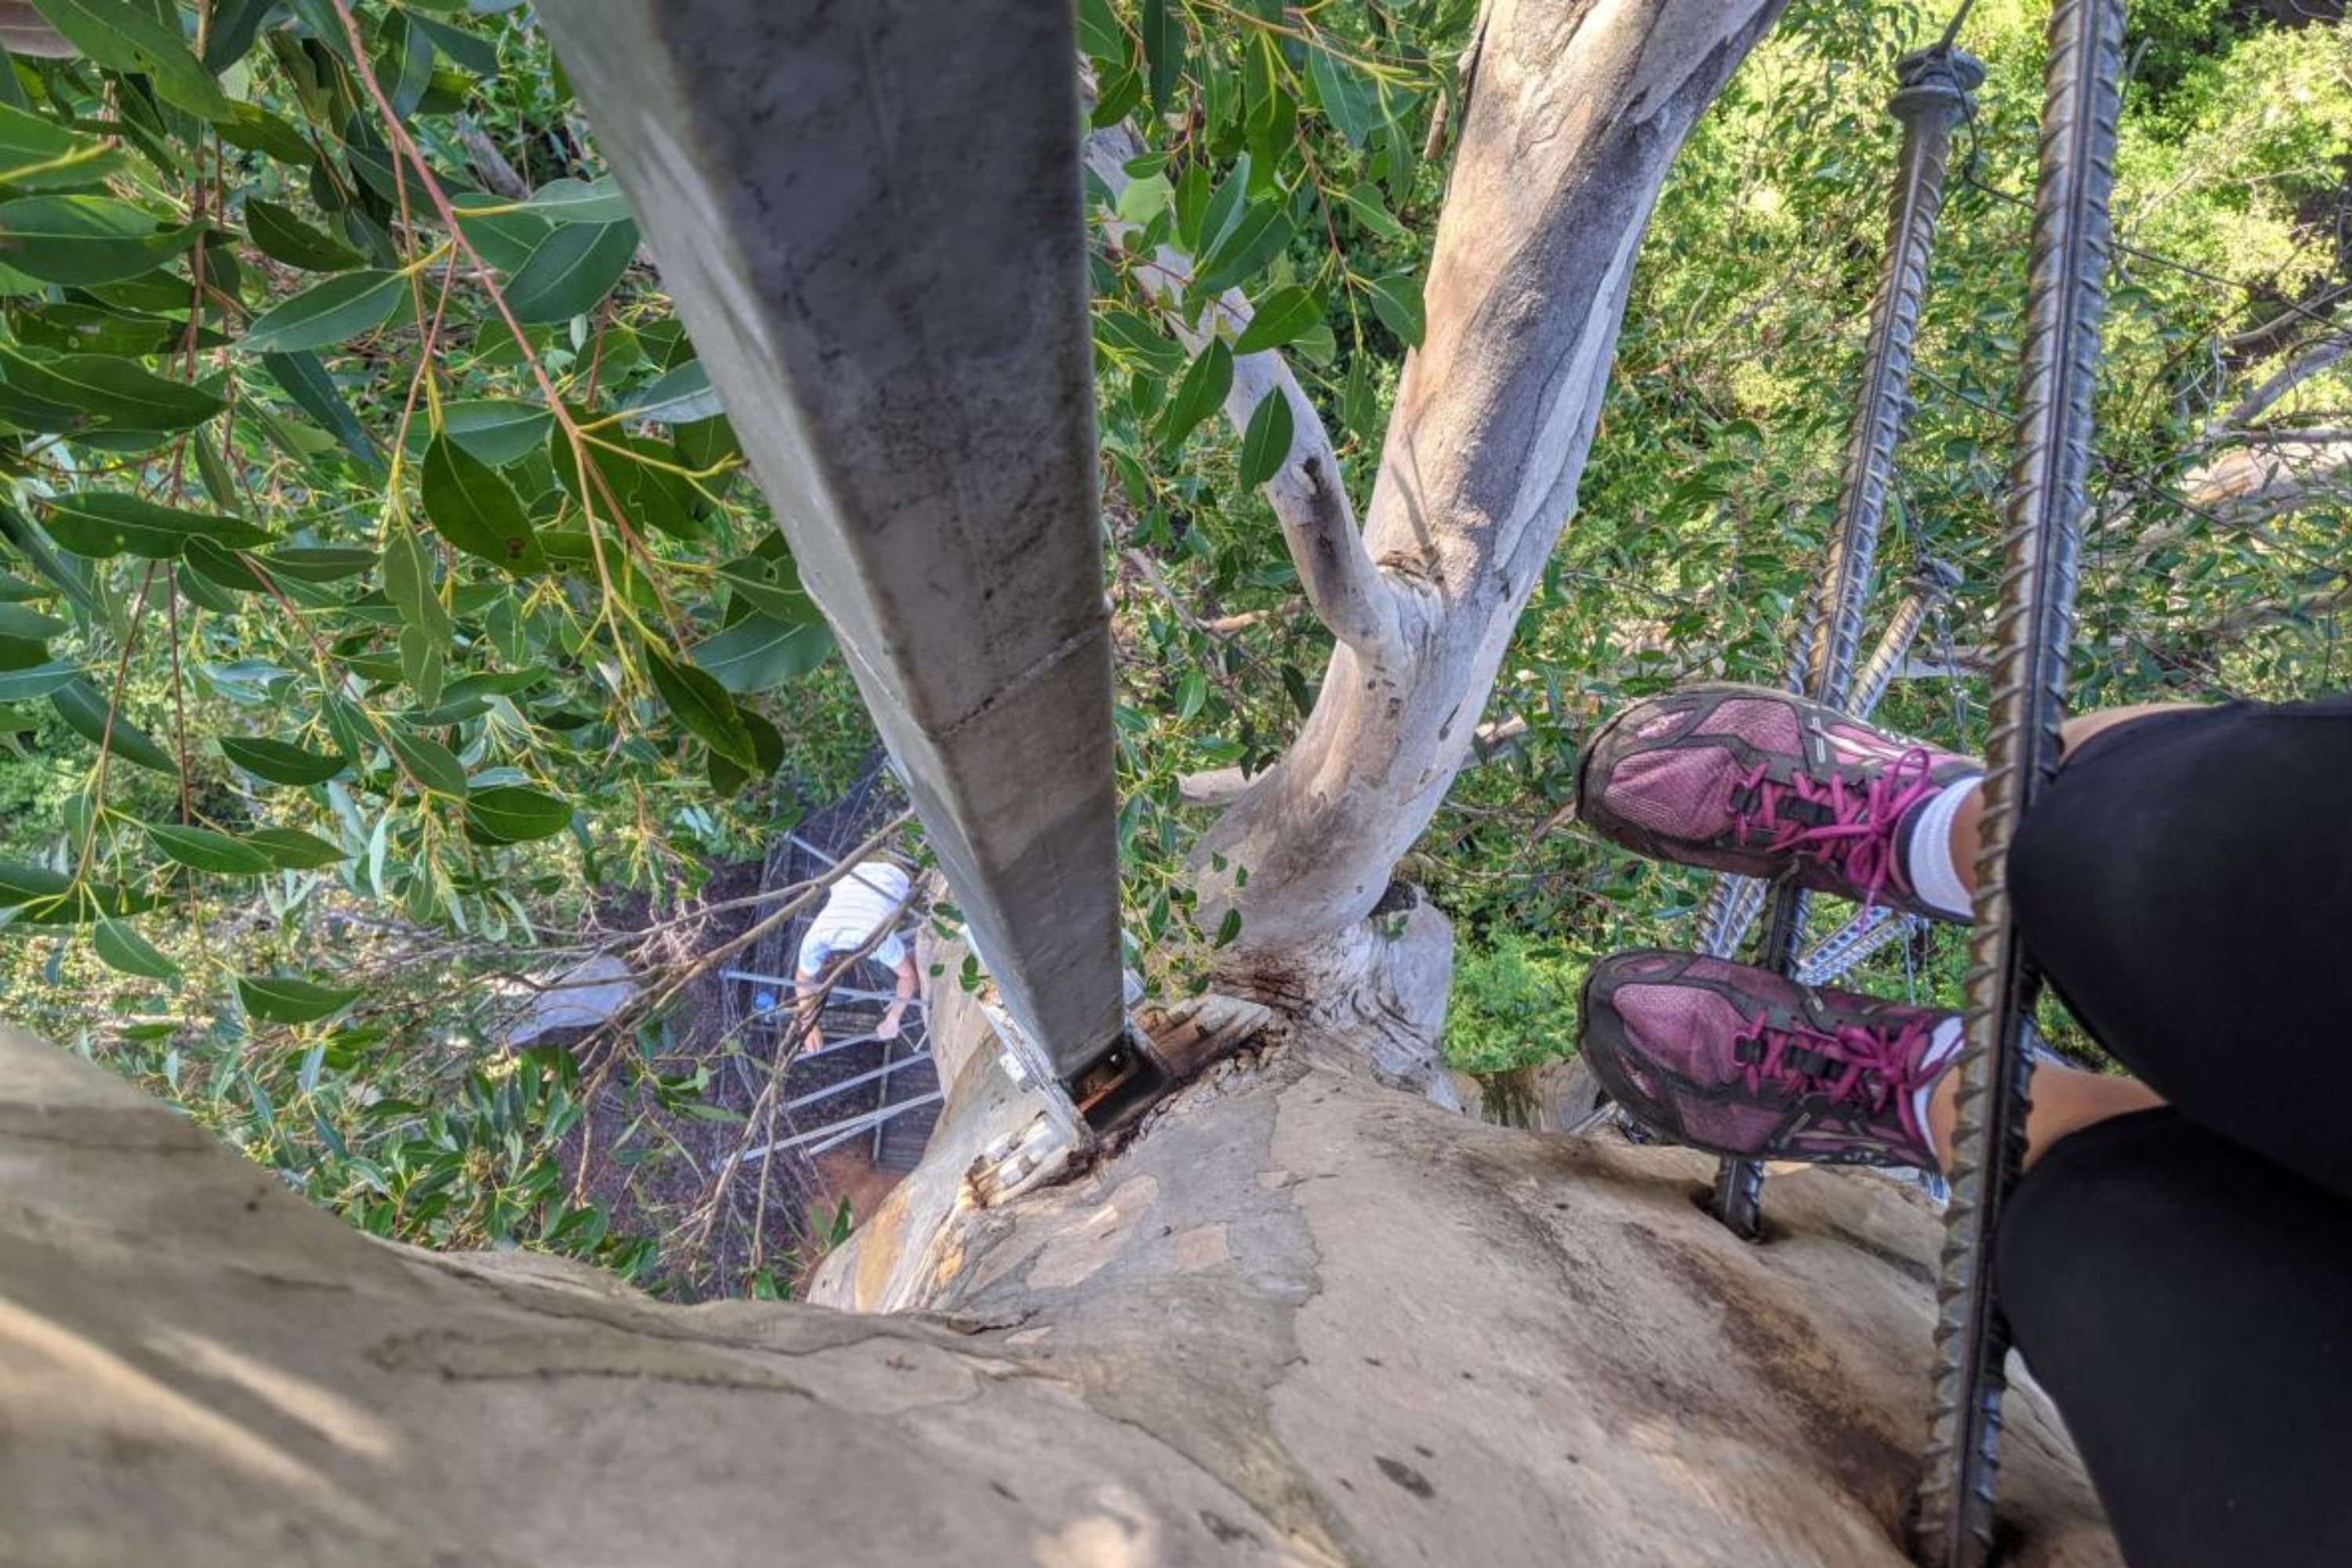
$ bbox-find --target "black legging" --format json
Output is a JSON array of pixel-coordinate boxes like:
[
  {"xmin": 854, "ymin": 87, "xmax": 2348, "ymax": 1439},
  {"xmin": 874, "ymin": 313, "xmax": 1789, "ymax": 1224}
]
[{"xmin": 1996, "ymin": 695, "xmax": 2352, "ymax": 1568}]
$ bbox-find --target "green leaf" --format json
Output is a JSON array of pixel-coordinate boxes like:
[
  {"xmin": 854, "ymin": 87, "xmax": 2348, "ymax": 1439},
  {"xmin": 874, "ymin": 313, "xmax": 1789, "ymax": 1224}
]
[
  {"xmin": 464, "ymin": 784, "xmax": 573, "ymax": 844},
  {"xmin": 622, "ymin": 361, "xmax": 722, "ymax": 426},
  {"xmin": 386, "ymin": 726, "xmax": 467, "ymax": 797},
  {"xmin": 644, "ymin": 641, "xmax": 757, "ymax": 767},
  {"xmin": 1196, "ymin": 199, "xmax": 1291, "ymax": 294},
  {"xmin": 449, "ymin": 191, "xmax": 551, "ymax": 274},
  {"xmin": 0, "ymin": 347, "xmax": 227, "ymax": 432},
  {"xmin": 503, "ymin": 220, "xmax": 638, "ymax": 325},
  {"xmin": 42, "ymin": 493, "xmax": 270, "ymax": 559},
  {"xmin": 1158, "ymin": 339, "xmax": 1232, "ymax": 449},
  {"xmin": 0, "ymin": 860, "xmax": 151, "ymax": 924},
  {"xmin": 93, "ymin": 910, "xmax": 178, "ymax": 979},
  {"xmin": 0, "ymin": 602, "xmax": 64, "ymax": 641},
  {"xmin": 1141, "ymin": 0, "xmax": 1182, "ymax": 113},
  {"xmin": 438, "ymin": 399, "xmax": 551, "ymax": 465},
  {"xmin": 245, "ymin": 826, "xmax": 348, "ymax": 869},
  {"xmin": 1341, "ymin": 181, "xmax": 1409, "ymax": 241},
  {"xmin": 524, "ymin": 176, "xmax": 635, "ymax": 226},
  {"xmin": 0, "ymin": 659, "xmax": 76, "ymax": 702},
  {"xmin": 1236, "ymin": 391, "xmax": 1294, "ymax": 487},
  {"xmin": 237, "ymin": 973, "xmax": 361, "ymax": 1025},
  {"xmin": 718, "ymin": 548, "xmax": 822, "ymax": 625},
  {"xmin": 1178, "ymin": 667, "xmax": 1207, "ymax": 720},
  {"xmin": 0, "ymin": 195, "xmax": 196, "ymax": 283},
  {"xmin": 0, "ymin": 102, "xmax": 122, "ymax": 189},
  {"xmin": 1094, "ymin": 308, "xmax": 1185, "ymax": 375},
  {"xmin": 1367, "ymin": 271, "xmax": 1426, "ymax": 350},
  {"xmin": 220, "ymin": 735, "xmax": 346, "ymax": 785},
  {"xmin": 27, "ymin": 0, "xmax": 231, "ymax": 119},
  {"xmin": 263, "ymin": 546, "xmax": 375, "ymax": 583},
  {"xmin": 245, "ymin": 199, "xmax": 365, "ymax": 272},
  {"xmin": 1076, "ymin": 0, "xmax": 1125, "ymax": 63},
  {"xmin": 147, "ymin": 822, "xmax": 274, "ymax": 875},
  {"xmin": 262, "ymin": 351, "xmax": 383, "ymax": 469},
  {"xmin": 550, "ymin": 425, "xmax": 702, "ymax": 540},
  {"xmin": 49, "ymin": 677, "xmax": 173, "ymax": 773},
  {"xmin": 1232, "ymin": 285, "xmax": 1322, "ymax": 356},
  {"xmin": 9, "ymin": 302, "xmax": 219, "ymax": 358},
  {"xmin": 1307, "ymin": 45, "xmax": 1381, "ymax": 147},
  {"xmin": 203, "ymin": 0, "xmax": 276, "ymax": 71},
  {"xmin": 381, "ymin": 517, "xmax": 450, "ymax": 640},
  {"xmin": 241, "ymin": 270, "xmax": 405, "ymax": 354},
  {"xmin": 420, "ymin": 433, "xmax": 544, "ymax": 575},
  {"xmin": 408, "ymin": 12, "xmax": 499, "ymax": 76},
  {"xmin": 216, "ymin": 102, "xmax": 315, "ymax": 166},
  {"xmin": 690, "ymin": 613, "xmax": 833, "ymax": 693}
]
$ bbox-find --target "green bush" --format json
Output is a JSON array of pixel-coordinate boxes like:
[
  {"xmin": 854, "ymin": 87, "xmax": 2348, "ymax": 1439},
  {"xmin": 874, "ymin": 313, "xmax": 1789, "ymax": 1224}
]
[{"xmin": 1443, "ymin": 931, "xmax": 1583, "ymax": 1076}]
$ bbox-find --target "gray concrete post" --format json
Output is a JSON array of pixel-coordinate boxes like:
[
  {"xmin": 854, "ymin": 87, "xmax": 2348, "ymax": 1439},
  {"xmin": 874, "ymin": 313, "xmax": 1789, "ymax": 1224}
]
[{"xmin": 536, "ymin": 1, "xmax": 1127, "ymax": 1088}]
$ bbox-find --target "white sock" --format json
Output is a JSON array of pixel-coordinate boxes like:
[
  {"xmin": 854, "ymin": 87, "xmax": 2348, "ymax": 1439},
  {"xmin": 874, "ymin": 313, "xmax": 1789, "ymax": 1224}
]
[
  {"xmin": 1910, "ymin": 1016, "xmax": 1966, "ymax": 1153},
  {"xmin": 1903, "ymin": 774, "xmax": 1983, "ymax": 920}
]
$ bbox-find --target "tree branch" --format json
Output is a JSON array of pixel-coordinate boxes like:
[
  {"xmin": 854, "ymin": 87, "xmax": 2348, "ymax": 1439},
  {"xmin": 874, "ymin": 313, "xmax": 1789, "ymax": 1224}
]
[
  {"xmin": 2220, "ymin": 334, "xmax": 2349, "ymax": 430},
  {"xmin": 1083, "ymin": 123, "xmax": 1405, "ymax": 663},
  {"xmin": 454, "ymin": 116, "xmax": 532, "ymax": 200}
]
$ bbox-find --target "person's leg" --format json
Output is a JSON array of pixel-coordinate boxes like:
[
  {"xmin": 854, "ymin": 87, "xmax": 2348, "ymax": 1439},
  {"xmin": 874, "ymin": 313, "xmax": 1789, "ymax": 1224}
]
[
  {"xmin": 1998, "ymin": 695, "xmax": 2352, "ymax": 1201},
  {"xmin": 1997, "ymin": 1107, "xmax": 2352, "ymax": 1568},
  {"xmin": 1929, "ymin": 702, "xmax": 2206, "ymax": 899}
]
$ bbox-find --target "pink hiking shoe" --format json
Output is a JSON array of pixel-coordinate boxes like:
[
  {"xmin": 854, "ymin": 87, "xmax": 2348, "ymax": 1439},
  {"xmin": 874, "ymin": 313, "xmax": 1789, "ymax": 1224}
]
[
  {"xmin": 1580, "ymin": 949, "xmax": 1958, "ymax": 1171},
  {"xmin": 1576, "ymin": 684, "xmax": 1980, "ymax": 919}
]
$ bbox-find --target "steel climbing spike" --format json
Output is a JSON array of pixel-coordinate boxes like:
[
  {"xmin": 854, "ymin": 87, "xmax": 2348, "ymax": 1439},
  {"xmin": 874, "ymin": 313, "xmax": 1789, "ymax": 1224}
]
[
  {"xmin": 1915, "ymin": 0, "xmax": 2125, "ymax": 1561},
  {"xmin": 1707, "ymin": 45, "xmax": 1984, "ymax": 1239}
]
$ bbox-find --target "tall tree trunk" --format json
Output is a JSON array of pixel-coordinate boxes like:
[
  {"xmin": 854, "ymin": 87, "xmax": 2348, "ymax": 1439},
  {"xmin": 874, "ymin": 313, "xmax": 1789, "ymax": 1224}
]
[{"xmin": 1186, "ymin": 0, "xmax": 1786, "ymax": 1084}]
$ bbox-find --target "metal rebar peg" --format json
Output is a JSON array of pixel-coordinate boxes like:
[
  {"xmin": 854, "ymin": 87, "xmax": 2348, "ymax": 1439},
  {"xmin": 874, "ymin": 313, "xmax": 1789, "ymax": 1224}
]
[
  {"xmin": 1914, "ymin": 0, "xmax": 2124, "ymax": 1561},
  {"xmin": 1707, "ymin": 44, "xmax": 1984, "ymax": 1240}
]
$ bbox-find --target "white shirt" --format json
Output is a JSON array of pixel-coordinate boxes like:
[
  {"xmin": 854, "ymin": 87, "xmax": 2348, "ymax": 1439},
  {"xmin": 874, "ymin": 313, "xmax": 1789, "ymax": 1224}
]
[{"xmin": 798, "ymin": 860, "xmax": 912, "ymax": 974}]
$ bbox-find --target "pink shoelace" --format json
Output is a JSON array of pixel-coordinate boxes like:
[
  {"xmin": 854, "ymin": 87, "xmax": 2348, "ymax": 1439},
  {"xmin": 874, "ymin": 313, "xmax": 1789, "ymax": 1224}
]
[
  {"xmin": 1730, "ymin": 747, "xmax": 1940, "ymax": 909},
  {"xmin": 1730, "ymin": 1011, "xmax": 1939, "ymax": 1142}
]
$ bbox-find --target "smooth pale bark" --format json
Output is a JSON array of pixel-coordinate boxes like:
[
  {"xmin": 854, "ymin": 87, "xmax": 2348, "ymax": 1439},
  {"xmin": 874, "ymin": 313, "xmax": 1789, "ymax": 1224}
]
[
  {"xmin": 2, "ymin": 1011, "xmax": 2122, "ymax": 1568},
  {"xmin": 1175, "ymin": 0, "xmax": 1785, "ymax": 1079}
]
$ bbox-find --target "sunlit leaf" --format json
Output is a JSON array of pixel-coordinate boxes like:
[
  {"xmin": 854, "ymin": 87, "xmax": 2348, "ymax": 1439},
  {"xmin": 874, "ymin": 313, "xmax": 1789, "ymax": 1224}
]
[
  {"xmin": 1232, "ymin": 285, "xmax": 1323, "ymax": 356},
  {"xmin": 237, "ymin": 972, "xmax": 362, "ymax": 1025}
]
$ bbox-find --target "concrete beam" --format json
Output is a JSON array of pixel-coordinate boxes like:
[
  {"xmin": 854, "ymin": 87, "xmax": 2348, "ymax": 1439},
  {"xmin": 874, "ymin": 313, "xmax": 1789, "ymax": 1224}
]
[{"xmin": 538, "ymin": 1, "xmax": 1124, "ymax": 1083}]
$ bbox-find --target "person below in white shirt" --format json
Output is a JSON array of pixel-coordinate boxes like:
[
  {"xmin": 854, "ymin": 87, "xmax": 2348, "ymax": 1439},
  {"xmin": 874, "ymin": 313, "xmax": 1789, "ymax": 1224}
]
[{"xmin": 793, "ymin": 858, "xmax": 919, "ymax": 1054}]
